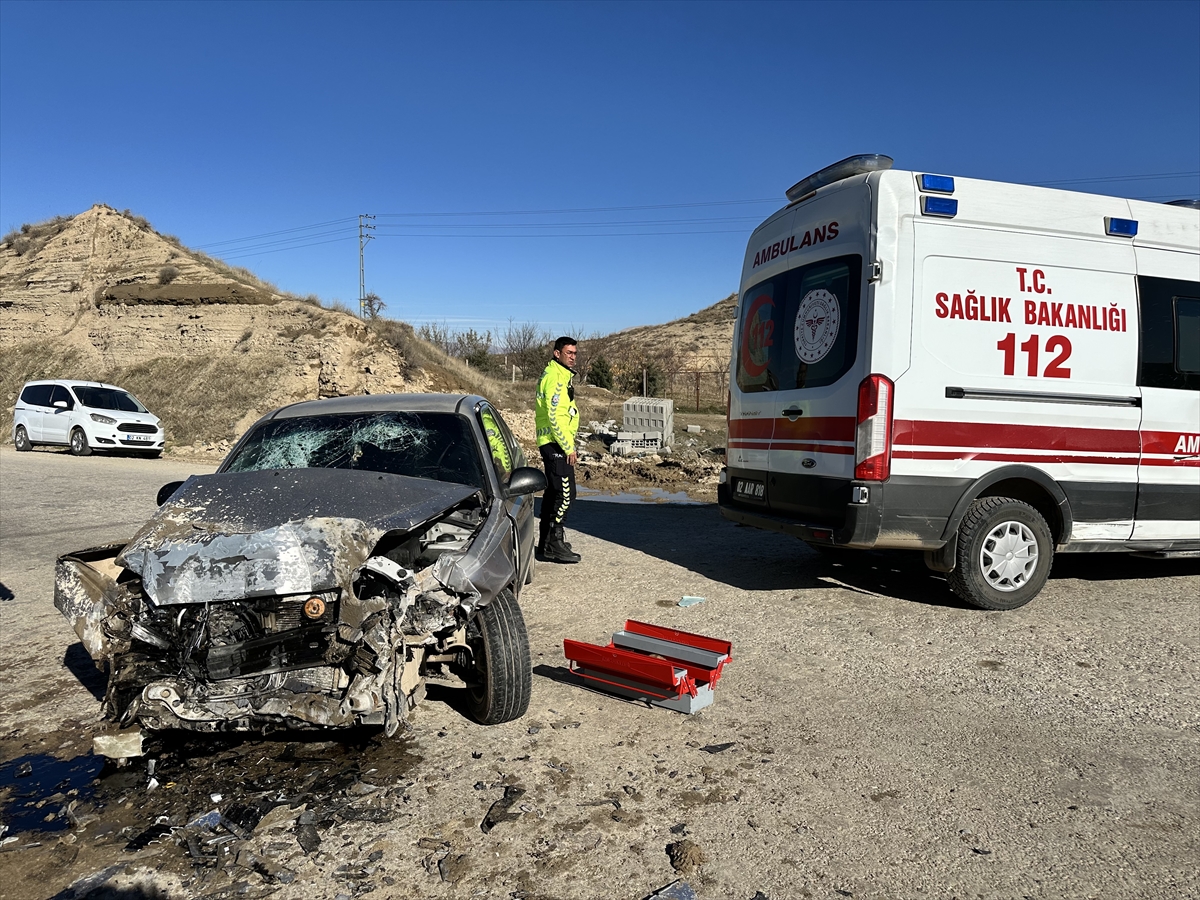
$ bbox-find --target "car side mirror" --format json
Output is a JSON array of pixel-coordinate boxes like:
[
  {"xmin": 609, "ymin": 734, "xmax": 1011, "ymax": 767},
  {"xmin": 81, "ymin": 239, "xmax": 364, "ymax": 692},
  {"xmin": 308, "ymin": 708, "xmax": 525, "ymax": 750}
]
[
  {"xmin": 157, "ymin": 480, "xmax": 185, "ymax": 506},
  {"xmin": 505, "ymin": 466, "xmax": 546, "ymax": 497},
  {"xmin": 53, "ymin": 400, "xmax": 69, "ymax": 409}
]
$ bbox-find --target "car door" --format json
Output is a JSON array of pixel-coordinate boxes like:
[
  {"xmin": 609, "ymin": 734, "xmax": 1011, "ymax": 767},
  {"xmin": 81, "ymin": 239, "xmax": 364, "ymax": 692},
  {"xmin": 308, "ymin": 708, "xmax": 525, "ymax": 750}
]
[
  {"xmin": 17, "ymin": 384, "xmax": 49, "ymax": 441},
  {"xmin": 42, "ymin": 384, "xmax": 75, "ymax": 444},
  {"xmin": 1133, "ymin": 272, "xmax": 1200, "ymax": 543},
  {"xmin": 478, "ymin": 403, "xmax": 535, "ymax": 585}
]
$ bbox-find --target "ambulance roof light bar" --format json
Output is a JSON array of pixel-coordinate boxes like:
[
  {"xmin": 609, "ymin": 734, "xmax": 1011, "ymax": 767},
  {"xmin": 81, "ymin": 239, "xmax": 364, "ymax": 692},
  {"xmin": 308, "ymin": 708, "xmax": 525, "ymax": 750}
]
[{"xmin": 786, "ymin": 154, "xmax": 894, "ymax": 203}]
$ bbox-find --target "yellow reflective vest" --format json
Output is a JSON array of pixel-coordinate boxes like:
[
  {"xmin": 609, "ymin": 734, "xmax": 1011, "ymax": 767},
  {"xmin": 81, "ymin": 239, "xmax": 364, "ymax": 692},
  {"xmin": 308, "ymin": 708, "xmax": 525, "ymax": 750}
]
[{"xmin": 535, "ymin": 358, "xmax": 578, "ymax": 454}]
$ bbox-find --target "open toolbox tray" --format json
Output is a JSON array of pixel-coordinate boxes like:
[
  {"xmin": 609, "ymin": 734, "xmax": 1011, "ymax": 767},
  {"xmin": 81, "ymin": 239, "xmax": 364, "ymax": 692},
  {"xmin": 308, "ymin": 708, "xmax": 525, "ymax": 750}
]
[{"xmin": 563, "ymin": 620, "xmax": 732, "ymax": 714}]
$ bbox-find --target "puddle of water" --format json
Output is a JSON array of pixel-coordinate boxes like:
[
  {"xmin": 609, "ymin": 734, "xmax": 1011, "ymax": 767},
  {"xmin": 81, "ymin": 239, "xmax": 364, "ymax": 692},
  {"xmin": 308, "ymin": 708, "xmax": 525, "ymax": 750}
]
[
  {"xmin": 0, "ymin": 752, "xmax": 105, "ymax": 835},
  {"xmin": 0, "ymin": 727, "xmax": 423, "ymax": 842},
  {"xmin": 577, "ymin": 487, "xmax": 701, "ymax": 505}
]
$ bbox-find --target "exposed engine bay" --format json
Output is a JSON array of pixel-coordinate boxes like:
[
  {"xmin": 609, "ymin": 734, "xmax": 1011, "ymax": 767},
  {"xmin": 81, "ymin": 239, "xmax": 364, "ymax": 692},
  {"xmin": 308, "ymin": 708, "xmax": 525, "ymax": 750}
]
[{"xmin": 54, "ymin": 467, "xmax": 524, "ymax": 734}]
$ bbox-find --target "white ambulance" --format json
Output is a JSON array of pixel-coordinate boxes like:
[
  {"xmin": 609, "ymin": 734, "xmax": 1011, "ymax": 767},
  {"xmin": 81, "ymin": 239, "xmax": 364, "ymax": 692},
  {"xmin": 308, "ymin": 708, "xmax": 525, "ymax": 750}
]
[{"xmin": 719, "ymin": 155, "xmax": 1200, "ymax": 610}]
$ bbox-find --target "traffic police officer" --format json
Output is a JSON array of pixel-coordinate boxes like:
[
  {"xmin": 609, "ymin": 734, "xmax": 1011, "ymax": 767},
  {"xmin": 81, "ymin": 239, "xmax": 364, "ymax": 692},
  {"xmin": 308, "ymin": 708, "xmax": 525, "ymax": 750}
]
[{"xmin": 536, "ymin": 336, "xmax": 581, "ymax": 563}]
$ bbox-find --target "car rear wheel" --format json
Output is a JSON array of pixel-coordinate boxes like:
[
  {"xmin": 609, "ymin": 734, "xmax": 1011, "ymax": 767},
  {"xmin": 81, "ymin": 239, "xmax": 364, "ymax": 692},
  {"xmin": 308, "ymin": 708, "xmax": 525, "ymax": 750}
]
[
  {"xmin": 948, "ymin": 497, "xmax": 1053, "ymax": 610},
  {"xmin": 466, "ymin": 588, "xmax": 531, "ymax": 725},
  {"xmin": 69, "ymin": 427, "xmax": 92, "ymax": 456},
  {"xmin": 14, "ymin": 426, "xmax": 31, "ymax": 452}
]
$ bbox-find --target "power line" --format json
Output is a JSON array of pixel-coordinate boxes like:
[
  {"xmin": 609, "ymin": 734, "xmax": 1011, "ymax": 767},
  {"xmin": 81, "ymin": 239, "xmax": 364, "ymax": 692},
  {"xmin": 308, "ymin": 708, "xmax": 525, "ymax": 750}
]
[
  {"xmin": 1030, "ymin": 170, "xmax": 1199, "ymax": 187},
  {"xmin": 374, "ymin": 198, "xmax": 780, "ymax": 218},
  {"xmin": 194, "ymin": 216, "xmax": 359, "ymax": 249}
]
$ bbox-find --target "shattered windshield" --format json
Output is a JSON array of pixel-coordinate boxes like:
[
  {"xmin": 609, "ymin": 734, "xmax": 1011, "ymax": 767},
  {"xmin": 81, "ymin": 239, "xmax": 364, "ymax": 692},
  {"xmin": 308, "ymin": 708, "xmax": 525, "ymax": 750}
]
[
  {"xmin": 72, "ymin": 386, "xmax": 148, "ymax": 412},
  {"xmin": 223, "ymin": 412, "xmax": 486, "ymax": 489}
]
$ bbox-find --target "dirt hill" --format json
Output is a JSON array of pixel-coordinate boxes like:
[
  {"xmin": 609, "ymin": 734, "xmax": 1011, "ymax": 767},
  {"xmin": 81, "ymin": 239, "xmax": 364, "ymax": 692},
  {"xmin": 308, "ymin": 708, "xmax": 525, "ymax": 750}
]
[
  {"xmin": 0, "ymin": 206, "xmax": 428, "ymax": 449},
  {"xmin": 592, "ymin": 292, "xmax": 736, "ymax": 373}
]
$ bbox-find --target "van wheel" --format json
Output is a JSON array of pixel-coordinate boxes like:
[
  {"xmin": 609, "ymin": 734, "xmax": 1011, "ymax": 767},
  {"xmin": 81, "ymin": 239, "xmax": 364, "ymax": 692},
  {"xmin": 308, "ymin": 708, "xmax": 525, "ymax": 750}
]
[
  {"xmin": 69, "ymin": 428, "xmax": 92, "ymax": 456},
  {"xmin": 466, "ymin": 589, "xmax": 532, "ymax": 725},
  {"xmin": 948, "ymin": 497, "xmax": 1053, "ymax": 610},
  {"xmin": 14, "ymin": 426, "xmax": 32, "ymax": 452}
]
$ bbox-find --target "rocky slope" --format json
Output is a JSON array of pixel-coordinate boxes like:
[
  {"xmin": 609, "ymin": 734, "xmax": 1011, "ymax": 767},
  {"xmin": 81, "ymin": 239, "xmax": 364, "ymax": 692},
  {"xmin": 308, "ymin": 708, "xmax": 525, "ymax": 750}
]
[{"xmin": 0, "ymin": 206, "xmax": 426, "ymax": 447}]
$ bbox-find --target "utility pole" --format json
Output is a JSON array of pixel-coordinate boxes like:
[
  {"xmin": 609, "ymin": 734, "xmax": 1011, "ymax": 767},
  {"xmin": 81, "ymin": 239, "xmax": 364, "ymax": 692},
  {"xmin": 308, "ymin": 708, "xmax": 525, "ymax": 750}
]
[{"xmin": 358, "ymin": 214, "xmax": 376, "ymax": 318}]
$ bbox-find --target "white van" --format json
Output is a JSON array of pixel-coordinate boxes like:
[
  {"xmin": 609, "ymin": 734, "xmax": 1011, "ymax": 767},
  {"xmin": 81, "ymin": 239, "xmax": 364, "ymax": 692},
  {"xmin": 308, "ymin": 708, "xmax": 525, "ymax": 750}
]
[
  {"xmin": 12, "ymin": 379, "xmax": 164, "ymax": 457},
  {"xmin": 719, "ymin": 155, "xmax": 1200, "ymax": 610}
]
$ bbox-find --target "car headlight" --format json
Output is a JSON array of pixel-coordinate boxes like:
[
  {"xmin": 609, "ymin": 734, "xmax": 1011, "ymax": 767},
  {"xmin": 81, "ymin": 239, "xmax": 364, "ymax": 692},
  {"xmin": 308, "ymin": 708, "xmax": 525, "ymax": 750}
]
[{"xmin": 90, "ymin": 413, "xmax": 117, "ymax": 425}]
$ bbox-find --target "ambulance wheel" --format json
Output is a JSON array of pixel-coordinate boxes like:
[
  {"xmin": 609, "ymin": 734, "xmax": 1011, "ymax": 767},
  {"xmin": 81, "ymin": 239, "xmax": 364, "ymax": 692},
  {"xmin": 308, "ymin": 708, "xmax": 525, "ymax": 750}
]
[
  {"xmin": 466, "ymin": 589, "xmax": 532, "ymax": 725},
  {"xmin": 948, "ymin": 497, "xmax": 1053, "ymax": 611}
]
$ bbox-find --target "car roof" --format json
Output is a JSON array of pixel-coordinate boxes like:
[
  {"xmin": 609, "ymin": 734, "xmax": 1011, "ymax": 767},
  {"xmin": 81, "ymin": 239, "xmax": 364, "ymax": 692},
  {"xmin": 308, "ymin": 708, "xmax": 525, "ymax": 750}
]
[
  {"xmin": 23, "ymin": 379, "xmax": 129, "ymax": 391},
  {"xmin": 267, "ymin": 393, "xmax": 486, "ymax": 420}
]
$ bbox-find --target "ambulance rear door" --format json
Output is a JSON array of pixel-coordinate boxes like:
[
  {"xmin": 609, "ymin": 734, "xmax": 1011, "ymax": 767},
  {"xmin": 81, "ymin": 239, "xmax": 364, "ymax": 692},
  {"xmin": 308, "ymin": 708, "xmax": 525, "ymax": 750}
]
[
  {"xmin": 763, "ymin": 185, "xmax": 872, "ymax": 523},
  {"xmin": 728, "ymin": 208, "xmax": 795, "ymax": 506}
]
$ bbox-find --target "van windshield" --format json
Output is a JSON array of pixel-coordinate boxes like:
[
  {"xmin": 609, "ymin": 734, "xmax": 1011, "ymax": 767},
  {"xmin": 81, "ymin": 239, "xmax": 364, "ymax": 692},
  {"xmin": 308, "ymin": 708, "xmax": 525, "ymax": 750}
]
[
  {"xmin": 72, "ymin": 386, "xmax": 148, "ymax": 412},
  {"xmin": 736, "ymin": 254, "xmax": 862, "ymax": 392}
]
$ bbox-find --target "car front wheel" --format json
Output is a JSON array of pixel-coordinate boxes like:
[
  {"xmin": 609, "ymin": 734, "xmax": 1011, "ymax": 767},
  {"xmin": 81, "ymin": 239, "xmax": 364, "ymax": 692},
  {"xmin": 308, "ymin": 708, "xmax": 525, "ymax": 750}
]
[
  {"xmin": 466, "ymin": 588, "xmax": 532, "ymax": 725},
  {"xmin": 69, "ymin": 427, "xmax": 92, "ymax": 456},
  {"xmin": 14, "ymin": 426, "xmax": 31, "ymax": 451},
  {"xmin": 948, "ymin": 497, "xmax": 1053, "ymax": 610}
]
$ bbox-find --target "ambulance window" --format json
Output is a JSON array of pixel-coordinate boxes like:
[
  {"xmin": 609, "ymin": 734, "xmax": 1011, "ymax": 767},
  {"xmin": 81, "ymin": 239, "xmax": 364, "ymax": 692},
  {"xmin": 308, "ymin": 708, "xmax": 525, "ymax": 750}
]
[
  {"xmin": 736, "ymin": 254, "xmax": 863, "ymax": 392},
  {"xmin": 1176, "ymin": 299, "xmax": 1199, "ymax": 375},
  {"xmin": 1137, "ymin": 276, "xmax": 1200, "ymax": 391}
]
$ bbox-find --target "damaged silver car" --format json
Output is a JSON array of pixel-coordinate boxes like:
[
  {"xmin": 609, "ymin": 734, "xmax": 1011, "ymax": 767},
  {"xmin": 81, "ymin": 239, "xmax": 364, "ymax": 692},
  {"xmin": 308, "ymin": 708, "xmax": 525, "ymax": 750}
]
[{"xmin": 55, "ymin": 394, "xmax": 545, "ymax": 734}]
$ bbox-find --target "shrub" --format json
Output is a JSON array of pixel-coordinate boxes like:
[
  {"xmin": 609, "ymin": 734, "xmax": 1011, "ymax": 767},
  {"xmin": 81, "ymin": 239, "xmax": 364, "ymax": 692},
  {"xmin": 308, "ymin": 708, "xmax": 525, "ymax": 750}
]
[
  {"xmin": 619, "ymin": 360, "xmax": 664, "ymax": 397},
  {"xmin": 158, "ymin": 265, "xmax": 180, "ymax": 285},
  {"xmin": 587, "ymin": 355, "xmax": 614, "ymax": 389}
]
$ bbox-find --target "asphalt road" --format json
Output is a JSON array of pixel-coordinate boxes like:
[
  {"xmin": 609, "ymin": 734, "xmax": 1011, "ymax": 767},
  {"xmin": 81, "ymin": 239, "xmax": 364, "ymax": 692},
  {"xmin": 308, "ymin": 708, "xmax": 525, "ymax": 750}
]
[{"xmin": 1, "ymin": 446, "xmax": 1198, "ymax": 900}]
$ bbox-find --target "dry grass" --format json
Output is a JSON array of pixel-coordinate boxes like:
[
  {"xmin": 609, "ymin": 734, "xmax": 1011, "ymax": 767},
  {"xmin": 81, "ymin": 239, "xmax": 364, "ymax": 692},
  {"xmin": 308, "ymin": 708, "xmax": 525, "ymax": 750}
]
[
  {"xmin": 114, "ymin": 351, "xmax": 288, "ymax": 446},
  {"xmin": 0, "ymin": 341, "xmax": 88, "ymax": 407},
  {"xmin": 1, "ymin": 215, "xmax": 73, "ymax": 257}
]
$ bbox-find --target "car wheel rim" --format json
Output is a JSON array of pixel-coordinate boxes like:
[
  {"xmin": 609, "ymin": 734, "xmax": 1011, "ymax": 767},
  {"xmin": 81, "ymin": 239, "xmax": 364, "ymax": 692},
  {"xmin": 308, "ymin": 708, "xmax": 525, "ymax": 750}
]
[
  {"xmin": 978, "ymin": 520, "xmax": 1038, "ymax": 592},
  {"xmin": 72, "ymin": 433, "xmax": 83, "ymax": 452}
]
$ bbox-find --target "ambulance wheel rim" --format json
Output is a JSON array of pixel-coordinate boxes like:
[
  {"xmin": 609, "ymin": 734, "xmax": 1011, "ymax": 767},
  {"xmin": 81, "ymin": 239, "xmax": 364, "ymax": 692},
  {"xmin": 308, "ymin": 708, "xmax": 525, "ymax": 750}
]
[{"xmin": 978, "ymin": 520, "xmax": 1038, "ymax": 592}]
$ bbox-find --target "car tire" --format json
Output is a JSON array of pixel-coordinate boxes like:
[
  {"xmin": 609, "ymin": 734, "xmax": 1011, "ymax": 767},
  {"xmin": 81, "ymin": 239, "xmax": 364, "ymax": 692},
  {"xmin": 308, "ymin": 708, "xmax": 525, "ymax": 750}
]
[
  {"xmin": 947, "ymin": 497, "xmax": 1053, "ymax": 611},
  {"xmin": 69, "ymin": 427, "xmax": 92, "ymax": 457},
  {"xmin": 467, "ymin": 588, "xmax": 532, "ymax": 725},
  {"xmin": 14, "ymin": 426, "xmax": 31, "ymax": 452}
]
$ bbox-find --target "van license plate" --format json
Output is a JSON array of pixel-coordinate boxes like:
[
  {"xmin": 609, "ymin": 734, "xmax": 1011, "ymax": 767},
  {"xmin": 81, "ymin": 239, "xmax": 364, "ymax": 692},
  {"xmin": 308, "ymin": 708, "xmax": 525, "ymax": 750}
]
[
  {"xmin": 125, "ymin": 434, "xmax": 153, "ymax": 442},
  {"xmin": 735, "ymin": 478, "xmax": 765, "ymax": 500}
]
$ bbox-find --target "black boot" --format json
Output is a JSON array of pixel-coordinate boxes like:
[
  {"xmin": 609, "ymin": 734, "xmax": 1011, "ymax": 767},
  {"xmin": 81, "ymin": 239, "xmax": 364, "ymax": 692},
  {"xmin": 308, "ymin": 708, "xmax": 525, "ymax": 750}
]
[
  {"xmin": 538, "ymin": 520, "xmax": 551, "ymax": 556},
  {"xmin": 543, "ymin": 524, "xmax": 581, "ymax": 563}
]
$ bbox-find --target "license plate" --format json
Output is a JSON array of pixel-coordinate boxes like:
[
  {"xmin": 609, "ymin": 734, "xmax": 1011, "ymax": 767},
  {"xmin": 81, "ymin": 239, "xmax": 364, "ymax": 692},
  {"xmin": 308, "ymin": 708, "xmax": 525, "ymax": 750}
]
[
  {"xmin": 735, "ymin": 478, "xmax": 765, "ymax": 500},
  {"xmin": 124, "ymin": 434, "xmax": 153, "ymax": 442}
]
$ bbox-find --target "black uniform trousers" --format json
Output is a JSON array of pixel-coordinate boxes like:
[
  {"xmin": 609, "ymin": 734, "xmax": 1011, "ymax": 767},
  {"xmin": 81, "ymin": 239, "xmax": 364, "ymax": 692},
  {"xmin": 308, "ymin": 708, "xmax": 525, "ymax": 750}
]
[{"xmin": 539, "ymin": 442, "xmax": 576, "ymax": 531}]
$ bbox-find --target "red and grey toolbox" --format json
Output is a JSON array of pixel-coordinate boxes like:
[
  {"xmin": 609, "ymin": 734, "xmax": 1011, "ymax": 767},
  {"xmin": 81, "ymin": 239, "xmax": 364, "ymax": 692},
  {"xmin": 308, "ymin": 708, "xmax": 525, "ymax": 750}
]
[{"xmin": 563, "ymin": 621, "xmax": 732, "ymax": 714}]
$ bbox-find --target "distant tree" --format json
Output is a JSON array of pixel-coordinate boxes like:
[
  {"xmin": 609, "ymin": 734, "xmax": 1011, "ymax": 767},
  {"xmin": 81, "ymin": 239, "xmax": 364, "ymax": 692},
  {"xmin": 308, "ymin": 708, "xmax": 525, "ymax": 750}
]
[
  {"xmin": 453, "ymin": 328, "xmax": 496, "ymax": 372},
  {"xmin": 587, "ymin": 354, "xmax": 614, "ymax": 389},
  {"xmin": 362, "ymin": 292, "xmax": 386, "ymax": 320},
  {"xmin": 417, "ymin": 322, "xmax": 454, "ymax": 356},
  {"xmin": 619, "ymin": 360, "xmax": 664, "ymax": 397},
  {"xmin": 158, "ymin": 265, "xmax": 180, "ymax": 285}
]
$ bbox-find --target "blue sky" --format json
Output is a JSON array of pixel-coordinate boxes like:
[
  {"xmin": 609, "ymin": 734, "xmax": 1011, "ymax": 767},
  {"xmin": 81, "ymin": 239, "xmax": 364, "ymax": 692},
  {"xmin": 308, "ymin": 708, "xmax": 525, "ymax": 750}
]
[{"xmin": 2, "ymin": 1, "xmax": 1197, "ymax": 335}]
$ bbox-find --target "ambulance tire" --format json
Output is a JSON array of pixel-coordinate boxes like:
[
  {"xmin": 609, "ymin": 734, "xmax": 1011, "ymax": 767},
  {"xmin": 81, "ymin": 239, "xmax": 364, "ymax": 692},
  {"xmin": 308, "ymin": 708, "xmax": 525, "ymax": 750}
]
[{"xmin": 948, "ymin": 497, "xmax": 1053, "ymax": 611}]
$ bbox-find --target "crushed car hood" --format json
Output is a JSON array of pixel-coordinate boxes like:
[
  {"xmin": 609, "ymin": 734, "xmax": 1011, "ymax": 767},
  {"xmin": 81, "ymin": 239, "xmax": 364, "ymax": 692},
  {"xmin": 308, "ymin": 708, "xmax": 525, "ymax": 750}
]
[{"xmin": 118, "ymin": 469, "xmax": 480, "ymax": 606}]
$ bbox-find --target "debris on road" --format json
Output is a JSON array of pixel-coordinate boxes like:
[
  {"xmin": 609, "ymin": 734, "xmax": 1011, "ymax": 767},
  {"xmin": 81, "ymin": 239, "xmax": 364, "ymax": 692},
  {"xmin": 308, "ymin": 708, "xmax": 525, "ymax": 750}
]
[
  {"xmin": 699, "ymin": 742, "xmax": 736, "ymax": 754},
  {"xmin": 645, "ymin": 880, "xmax": 699, "ymax": 900},
  {"xmin": 563, "ymin": 620, "xmax": 731, "ymax": 714},
  {"xmin": 480, "ymin": 785, "xmax": 526, "ymax": 833},
  {"xmin": 93, "ymin": 729, "xmax": 143, "ymax": 760},
  {"xmin": 678, "ymin": 596, "xmax": 705, "ymax": 607}
]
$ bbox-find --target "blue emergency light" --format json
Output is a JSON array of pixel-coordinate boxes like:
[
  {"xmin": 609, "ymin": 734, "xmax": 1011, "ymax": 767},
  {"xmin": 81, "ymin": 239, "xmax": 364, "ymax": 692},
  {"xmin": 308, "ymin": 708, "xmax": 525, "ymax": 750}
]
[
  {"xmin": 921, "ymin": 196, "xmax": 958, "ymax": 218},
  {"xmin": 1104, "ymin": 217, "xmax": 1138, "ymax": 237},
  {"xmin": 920, "ymin": 174, "xmax": 955, "ymax": 193}
]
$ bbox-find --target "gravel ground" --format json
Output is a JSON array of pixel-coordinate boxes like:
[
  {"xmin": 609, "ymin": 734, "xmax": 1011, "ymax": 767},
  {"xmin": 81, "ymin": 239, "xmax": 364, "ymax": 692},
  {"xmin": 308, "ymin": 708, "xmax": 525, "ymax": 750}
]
[{"xmin": 1, "ymin": 446, "xmax": 1197, "ymax": 900}]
